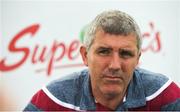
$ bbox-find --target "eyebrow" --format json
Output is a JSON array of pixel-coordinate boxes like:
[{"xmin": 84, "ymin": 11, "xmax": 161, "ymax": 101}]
[
  {"xmin": 119, "ymin": 48, "xmax": 136, "ymax": 52},
  {"xmin": 98, "ymin": 46, "xmax": 112, "ymax": 49},
  {"xmin": 97, "ymin": 45, "xmax": 136, "ymax": 52}
]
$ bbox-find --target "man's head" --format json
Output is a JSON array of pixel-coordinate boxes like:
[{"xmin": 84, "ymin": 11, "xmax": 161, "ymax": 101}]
[
  {"xmin": 80, "ymin": 10, "xmax": 142, "ymax": 102},
  {"xmin": 83, "ymin": 10, "xmax": 142, "ymax": 52}
]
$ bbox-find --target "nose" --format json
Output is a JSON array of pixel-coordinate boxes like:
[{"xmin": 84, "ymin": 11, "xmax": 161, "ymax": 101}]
[{"xmin": 109, "ymin": 52, "xmax": 121, "ymax": 70}]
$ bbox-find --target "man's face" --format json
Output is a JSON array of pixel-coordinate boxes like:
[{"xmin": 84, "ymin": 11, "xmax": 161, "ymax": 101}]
[{"xmin": 80, "ymin": 30, "xmax": 141, "ymax": 98}]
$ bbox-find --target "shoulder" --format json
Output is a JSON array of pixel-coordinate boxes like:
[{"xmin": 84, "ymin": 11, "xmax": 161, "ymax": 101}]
[
  {"xmin": 134, "ymin": 68, "xmax": 171, "ymax": 98},
  {"xmin": 45, "ymin": 69, "xmax": 89, "ymax": 102},
  {"xmin": 134, "ymin": 68, "xmax": 180, "ymax": 110},
  {"xmin": 46, "ymin": 69, "xmax": 88, "ymax": 91},
  {"xmin": 135, "ymin": 68, "xmax": 170, "ymax": 83},
  {"xmin": 25, "ymin": 69, "xmax": 89, "ymax": 111}
]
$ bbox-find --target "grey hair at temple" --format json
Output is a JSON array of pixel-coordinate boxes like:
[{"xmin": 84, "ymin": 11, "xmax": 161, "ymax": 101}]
[{"xmin": 83, "ymin": 10, "xmax": 142, "ymax": 52}]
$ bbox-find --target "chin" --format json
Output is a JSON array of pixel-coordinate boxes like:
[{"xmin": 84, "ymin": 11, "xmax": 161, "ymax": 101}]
[
  {"xmin": 101, "ymin": 86, "xmax": 123, "ymax": 98},
  {"xmin": 103, "ymin": 91, "xmax": 121, "ymax": 99}
]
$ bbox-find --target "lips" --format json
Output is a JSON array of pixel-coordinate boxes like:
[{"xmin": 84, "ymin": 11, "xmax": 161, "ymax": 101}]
[
  {"xmin": 102, "ymin": 70, "xmax": 124, "ymax": 82},
  {"xmin": 104, "ymin": 75, "xmax": 121, "ymax": 79},
  {"xmin": 103, "ymin": 75, "xmax": 123, "ymax": 82}
]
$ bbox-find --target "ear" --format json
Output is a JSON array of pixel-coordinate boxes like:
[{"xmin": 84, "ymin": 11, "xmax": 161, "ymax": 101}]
[
  {"xmin": 136, "ymin": 52, "xmax": 141, "ymax": 65},
  {"xmin": 138, "ymin": 52, "xmax": 141, "ymax": 61},
  {"xmin": 80, "ymin": 45, "xmax": 88, "ymax": 66}
]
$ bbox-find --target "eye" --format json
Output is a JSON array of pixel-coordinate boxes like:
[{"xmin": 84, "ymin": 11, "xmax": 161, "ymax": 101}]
[
  {"xmin": 119, "ymin": 50, "xmax": 134, "ymax": 59},
  {"xmin": 96, "ymin": 47, "xmax": 111, "ymax": 56}
]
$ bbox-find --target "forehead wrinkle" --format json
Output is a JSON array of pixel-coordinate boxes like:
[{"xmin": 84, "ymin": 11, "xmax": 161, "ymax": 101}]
[
  {"xmin": 91, "ymin": 30, "xmax": 138, "ymax": 51},
  {"xmin": 95, "ymin": 43, "xmax": 137, "ymax": 54}
]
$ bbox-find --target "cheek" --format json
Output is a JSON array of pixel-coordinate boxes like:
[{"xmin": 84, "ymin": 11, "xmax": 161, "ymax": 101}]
[
  {"xmin": 121, "ymin": 59, "xmax": 138, "ymax": 73},
  {"xmin": 89, "ymin": 56, "xmax": 108, "ymax": 68},
  {"xmin": 121, "ymin": 62, "xmax": 135, "ymax": 85},
  {"xmin": 88, "ymin": 57, "xmax": 103, "ymax": 75},
  {"xmin": 88, "ymin": 57, "xmax": 108, "ymax": 81}
]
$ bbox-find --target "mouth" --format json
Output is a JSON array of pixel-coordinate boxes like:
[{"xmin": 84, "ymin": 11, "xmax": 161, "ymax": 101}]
[
  {"xmin": 104, "ymin": 75, "xmax": 120, "ymax": 79},
  {"xmin": 103, "ymin": 75, "xmax": 123, "ymax": 82}
]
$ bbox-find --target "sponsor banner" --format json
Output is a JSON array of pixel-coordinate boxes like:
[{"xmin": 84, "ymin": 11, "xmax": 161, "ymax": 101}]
[{"xmin": 0, "ymin": 0, "xmax": 180, "ymax": 110}]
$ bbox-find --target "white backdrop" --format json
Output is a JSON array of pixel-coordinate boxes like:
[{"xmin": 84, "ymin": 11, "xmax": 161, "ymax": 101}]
[{"xmin": 0, "ymin": 0, "xmax": 180, "ymax": 110}]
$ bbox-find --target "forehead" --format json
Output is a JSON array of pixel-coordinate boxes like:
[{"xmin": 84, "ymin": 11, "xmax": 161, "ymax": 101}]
[{"xmin": 92, "ymin": 30, "xmax": 138, "ymax": 50}]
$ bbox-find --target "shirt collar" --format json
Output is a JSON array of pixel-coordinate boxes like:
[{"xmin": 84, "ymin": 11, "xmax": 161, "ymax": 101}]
[
  {"xmin": 121, "ymin": 70, "xmax": 146, "ymax": 109},
  {"xmin": 80, "ymin": 70, "xmax": 96, "ymax": 110},
  {"xmin": 80, "ymin": 69, "xmax": 146, "ymax": 110}
]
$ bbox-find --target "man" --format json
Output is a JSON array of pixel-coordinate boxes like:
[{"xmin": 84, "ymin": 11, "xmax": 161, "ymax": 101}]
[{"xmin": 24, "ymin": 10, "xmax": 180, "ymax": 111}]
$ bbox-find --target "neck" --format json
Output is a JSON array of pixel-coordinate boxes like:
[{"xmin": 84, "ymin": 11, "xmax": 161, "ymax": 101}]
[{"xmin": 93, "ymin": 89, "xmax": 126, "ymax": 110}]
